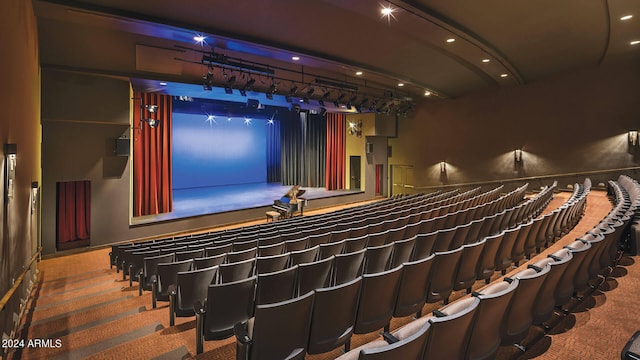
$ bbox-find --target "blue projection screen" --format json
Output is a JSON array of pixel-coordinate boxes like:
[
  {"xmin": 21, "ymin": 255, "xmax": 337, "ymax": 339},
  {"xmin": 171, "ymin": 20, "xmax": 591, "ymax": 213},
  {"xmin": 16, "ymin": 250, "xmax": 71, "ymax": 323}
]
[{"xmin": 172, "ymin": 113, "xmax": 267, "ymax": 190}]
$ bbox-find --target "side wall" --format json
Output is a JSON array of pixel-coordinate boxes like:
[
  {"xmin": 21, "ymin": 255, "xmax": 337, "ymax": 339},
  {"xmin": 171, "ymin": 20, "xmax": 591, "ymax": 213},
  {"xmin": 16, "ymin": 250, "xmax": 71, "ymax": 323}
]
[
  {"xmin": 389, "ymin": 59, "xmax": 640, "ymax": 188},
  {"xmin": 0, "ymin": 0, "xmax": 41, "ymax": 336}
]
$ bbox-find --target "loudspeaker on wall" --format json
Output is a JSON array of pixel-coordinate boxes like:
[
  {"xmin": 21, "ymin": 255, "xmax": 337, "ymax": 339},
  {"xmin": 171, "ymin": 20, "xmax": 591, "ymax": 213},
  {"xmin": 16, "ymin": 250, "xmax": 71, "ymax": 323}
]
[
  {"xmin": 114, "ymin": 138, "xmax": 130, "ymax": 157},
  {"xmin": 366, "ymin": 142, "xmax": 373, "ymax": 153}
]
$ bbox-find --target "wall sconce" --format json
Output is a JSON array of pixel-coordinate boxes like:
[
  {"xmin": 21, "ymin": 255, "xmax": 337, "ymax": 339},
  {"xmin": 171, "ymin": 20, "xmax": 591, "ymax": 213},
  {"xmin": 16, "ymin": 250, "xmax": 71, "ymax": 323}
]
[
  {"xmin": 514, "ymin": 149, "xmax": 523, "ymax": 163},
  {"xmin": 348, "ymin": 121, "xmax": 362, "ymax": 137},
  {"xmin": 4, "ymin": 144, "xmax": 17, "ymax": 200},
  {"xmin": 440, "ymin": 161, "xmax": 447, "ymax": 173},
  {"xmin": 629, "ymin": 130, "xmax": 638, "ymax": 146},
  {"xmin": 31, "ymin": 181, "xmax": 39, "ymax": 212}
]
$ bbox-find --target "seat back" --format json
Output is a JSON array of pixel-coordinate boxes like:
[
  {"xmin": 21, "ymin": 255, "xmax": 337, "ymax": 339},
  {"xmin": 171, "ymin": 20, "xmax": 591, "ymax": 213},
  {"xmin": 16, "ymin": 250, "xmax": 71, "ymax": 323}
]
[
  {"xmin": 531, "ymin": 254, "xmax": 572, "ymax": 325},
  {"xmin": 476, "ymin": 232, "xmax": 504, "ymax": 282},
  {"xmin": 256, "ymin": 253, "xmax": 290, "ymax": 274},
  {"xmin": 308, "ymin": 277, "xmax": 362, "ymax": 354},
  {"xmin": 466, "ymin": 279, "xmax": 519, "ymax": 360},
  {"xmin": 412, "ymin": 231, "xmax": 438, "ymax": 260},
  {"xmin": 248, "ymin": 291, "xmax": 315, "ymax": 360},
  {"xmin": 494, "ymin": 226, "xmax": 520, "ymax": 273},
  {"xmin": 319, "ymin": 240, "xmax": 345, "ymax": 260},
  {"xmin": 364, "ymin": 243, "xmax": 394, "ymax": 274},
  {"xmin": 426, "ymin": 246, "xmax": 463, "ymax": 304},
  {"xmin": 258, "ymin": 242, "xmax": 285, "ymax": 257},
  {"xmin": 500, "ymin": 266, "xmax": 550, "ymax": 346},
  {"xmin": 205, "ymin": 243, "xmax": 232, "ymax": 257},
  {"xmin": 433, "ymin": 227, "xmax": 457, "ymax": 253},
  {"xmin": 175, "ymin": 266, "xmax": 218, "ymax": 317},
  {"xmin": 354, "ymin": 265, "xmax": 403, "ymax": 334},
  {"xmin": 156, "ymin": 259, "xmax": 193, "ymax": 301},
  {"xmin": 142, "ymin": 253, "xmax": 175, "ymax": 291},
  {"xmin": 194, "ymin": 253, "xmax": 226, "ymax": 270},
  {"xmin": 390, "ymin": 235, "xmax": 416, "ymax": 268},
  {"xmin": 453, "ymin": 239, "xmax": 486, "ymax": 293},
  {"xmin": 175, "ymin": 248, "xmax": 205, "ymax": 262},
  {"xmin": 203, "ymin": 276, "xmax": 256, "ymax": 340},
  {"xmin": 219, "ymin": 258, "xmax": 255, "ymax": 283},
  {"xmin": 285, "ymin": 237, "xmax": 309, "ymax": 252},
  {"xmin": 423, "ymin": 296, "xmax": 480, "ymax": 360},
  {"xmin": 334, "ymin": 249, "xmax": 366, "ymax": 286},
  {"xmin": 367, "ymin": 230, "xmax": 389, "ymax": 247},
  {"xmin": 393, "ymin": 254, "xmax": 435, "ymax": 318},
  {"xmin": 255, "ymin": 265, "xmax": 298, "ymax": 306},
  {"xmin": 358, "ymin": 321, "xmax": 431, "ymax": 360},
  {"xmin": 298, "ymin": 256, "xmax": 334, "ymax": 295},
  {"xmin": 345, "ymin": 235, "xmax": 369, "ymax": 253},
  {"xmin": 227, "ymin": 247, "xmax": 257, "ymax": 263},
  {"xmin": 289, "ymin": 245, "xmax": 319, "ymax": 266}
]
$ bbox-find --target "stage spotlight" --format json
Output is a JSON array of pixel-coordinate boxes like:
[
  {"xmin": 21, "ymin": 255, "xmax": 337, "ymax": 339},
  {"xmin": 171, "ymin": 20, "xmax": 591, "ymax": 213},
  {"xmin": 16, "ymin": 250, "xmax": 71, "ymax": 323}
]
[
  {"xmin": 303, "ymin": 97, "xmax": 310, "ymax": 104},
  {"xmin": 333, "ymin": 101, "xmax": 340, "ymax": 107},
  {"xmin": 266, "ymin": 93, "xmax": 273, "ymax": 100},
  {"xmin": 306, "ymin": 87, "xmax": 315, "ymax": 97},
  {"xmin": 224, "ymin": 87, "xmax": 233, "ymax": 94},
  {"xmin": 368, "ymin": 100, "xmax": 378, "ymax": 111},
  {"xmin": 289, "ymin": 84, "xmax": 298, "ymax": 96},
  {"xmin": 145, "ymin": 105, "xmax": 158, "ymax": 113},
  {"xmin": 318, "ymin": 107, "xmax": 327, "ymax": 116},
  {"xmin": 291, "ymin": 104, "xmax": 301, "ymax": 113},
  {"xmin": 144, "ymin": 118, "xmax": 160, "ymax": 128},
  {"xmin": 337, "ymin": 93, "xmax": 346, "ymax": 101},
  {"xmin": 239, "ymin": 89, "xmax": 247, "ymax": 96},
  {"xmin": 227, "ymin": 75, "xmax": 236, "ymax": 85},
  {"xmin": 319, "ymin": 99, "xmax": 325, "ymax": 106},
  {"xmin": 285, "ymin": 95, "xmax": 292, "ymax": 103},
  {"xmin": 203, "ymin": 84, "xmax": 212, "ymax": 91}
]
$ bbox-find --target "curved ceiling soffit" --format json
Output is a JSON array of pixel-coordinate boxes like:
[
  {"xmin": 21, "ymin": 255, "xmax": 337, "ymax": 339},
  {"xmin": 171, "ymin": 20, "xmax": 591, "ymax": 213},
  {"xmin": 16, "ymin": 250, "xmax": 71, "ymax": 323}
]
[
  {"xmin": 391, "ymin": 0, "xmax": 526, "ymax": 86},
  {"xmin": 38, "ymin": 0, "xmax": 447, "ymax": 99}
]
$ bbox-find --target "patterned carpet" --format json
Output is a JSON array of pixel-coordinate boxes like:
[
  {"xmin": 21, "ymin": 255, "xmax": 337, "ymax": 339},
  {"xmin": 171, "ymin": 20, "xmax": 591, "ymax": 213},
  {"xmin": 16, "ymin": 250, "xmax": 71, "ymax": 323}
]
[{"xmin": 11, "ymin": 190, "xmax": 639, "ymax": 360}]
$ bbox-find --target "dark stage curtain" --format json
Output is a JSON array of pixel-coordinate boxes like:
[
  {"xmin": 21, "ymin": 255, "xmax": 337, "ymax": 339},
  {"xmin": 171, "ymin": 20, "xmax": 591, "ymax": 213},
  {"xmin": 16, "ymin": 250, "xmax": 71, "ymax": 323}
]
[
  {"xmin": 280, "ymin": 111, "xmax": 326, "ymax": 187},
  {"xmin": 133, "ymin": 92, "xmax": 173, "ymax": 217},
  {"xmin": 57, "ymin": 181, "xmax": 90, "ymax": 247},
  {"xmin": 266, "ymin": 119, "xmax": 281, "ymax": 183},
  {"xmin": 325, "ymin": 113, "xmax": 346, "ymax": 190}
]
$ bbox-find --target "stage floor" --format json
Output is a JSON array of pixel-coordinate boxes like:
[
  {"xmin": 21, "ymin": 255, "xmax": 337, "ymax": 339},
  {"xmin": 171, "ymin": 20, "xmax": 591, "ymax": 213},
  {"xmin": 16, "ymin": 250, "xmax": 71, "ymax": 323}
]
[{"xmin": 152, "ymin": 183, "xmax": 360, "ymax": 221}]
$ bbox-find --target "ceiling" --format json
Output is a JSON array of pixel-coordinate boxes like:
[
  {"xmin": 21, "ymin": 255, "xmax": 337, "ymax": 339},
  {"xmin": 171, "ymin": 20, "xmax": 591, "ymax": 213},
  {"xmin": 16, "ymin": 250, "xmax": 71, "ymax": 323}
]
[{"xmin": 33, "ymin": 0, "xmax": 640, "ymax": 113}]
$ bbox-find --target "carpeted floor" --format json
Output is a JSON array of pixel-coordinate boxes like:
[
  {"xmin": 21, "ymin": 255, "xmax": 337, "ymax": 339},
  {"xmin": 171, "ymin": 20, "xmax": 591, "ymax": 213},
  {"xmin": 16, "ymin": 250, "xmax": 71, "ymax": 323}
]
[{"xmin": 11, "ymin": 190, "xmax": 640, "ymax": 360}]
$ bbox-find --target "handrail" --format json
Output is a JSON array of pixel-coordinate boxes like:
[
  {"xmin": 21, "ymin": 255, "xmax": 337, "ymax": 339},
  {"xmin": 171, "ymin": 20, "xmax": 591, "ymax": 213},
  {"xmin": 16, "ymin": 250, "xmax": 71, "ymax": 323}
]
[
  {"xmin": 0, "ymin": 247, "xmax": 41, "ymax": 311},
  {"xmin": 412, "ymin": 166, "xmax": 640, "ymax": 192}
]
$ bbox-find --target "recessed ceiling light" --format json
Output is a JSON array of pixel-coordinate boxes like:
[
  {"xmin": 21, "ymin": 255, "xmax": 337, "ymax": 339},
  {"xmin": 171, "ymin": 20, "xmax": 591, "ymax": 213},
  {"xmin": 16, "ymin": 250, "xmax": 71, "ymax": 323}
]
[
  {"xmin": 159, "ymin": 82, "xmax": 167, "ymax": 86},
  {"xmin": 500, "ymin": 73, "xmax": 509, "ymax": 78},
  {"xmin": 446, "ymin": 38, "xmax": 456, "ymax": 43},
  {"xmin": 482, "ymin": 59, "xmax": 491, "ymax": 63},
  {"xmin": 292, "ymin": 56, "xmax": 300, "ymax": 61},
  {"xmin": 355, "ymin": 71, "xmax": 363, "ymax": 76},
  {"xmin": 398, "ymin": 83, "xmax": 404, "ymax": 87},
  {"xmin": 299, "ymin": 99, "xmax": 304, "ymax": 102},
  {"xmin": 424, "ymin": 90, "xmax": 431, "ymax": 96},
  {"xmin": 380, "ymin": 4, "xmax": 398, "ymax": 22},
  {"xmin": 631, "ymin": 40, "xmax": 640, "ymax": 45},
  {"xmin": 620, "ymin": 15, "xmax": 633, "ymax": 21}
]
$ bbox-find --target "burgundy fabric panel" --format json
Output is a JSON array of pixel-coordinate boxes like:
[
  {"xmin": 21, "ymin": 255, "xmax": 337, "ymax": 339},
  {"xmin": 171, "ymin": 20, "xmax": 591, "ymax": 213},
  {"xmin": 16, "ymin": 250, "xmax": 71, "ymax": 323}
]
[{"xmin": 325, "ymin": 113, "xmax": 345, "ymax": 190}]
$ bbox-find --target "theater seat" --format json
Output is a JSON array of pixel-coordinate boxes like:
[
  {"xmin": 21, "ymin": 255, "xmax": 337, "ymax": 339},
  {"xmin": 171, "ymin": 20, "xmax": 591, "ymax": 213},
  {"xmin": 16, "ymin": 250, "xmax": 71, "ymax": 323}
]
[
  {"xmin": 154, "ymin": 259, "xmax": 193, "ymax": 307},
  {"xmin": 393, "ymin": 254, "xmax": 435, "ymax": 318},
  {"xmin": 255, "ymin": 265, "xmax": 298, "ymax": 306},
  {"xmin": 354, "ymin": 265, "xmax": 404, "ymax": 334},
  {"xmin": 453, "ymin": 239, "xmax": 486, "ymax": 294},
  {"xmin": 297, "ymin": 255, "xmax": 334, "ymax": 295},
  {"xmin": 467, "ymin": 278, "xmax": 519, "ymax": 360},
  {"xmin": 422, "ymin": 296, "xmax": 480, "ymax": 359},
  {"xmin": 307, "ymin": 277, "xmax": 362, "ymax": 354},
  {"xmin": 426, "ymin": 246, "xmax": 463, "ymax": 304},
  {"xmin": 234, "ymin": 291, "xmax": 315, "ymax": 360},
  {"xmin": 194, "ymin": 276, "xmax": 257, "ymax": 353},
  {"xmin": 169, "ymin": 265, "xmax": 218, "ymax": 326}
]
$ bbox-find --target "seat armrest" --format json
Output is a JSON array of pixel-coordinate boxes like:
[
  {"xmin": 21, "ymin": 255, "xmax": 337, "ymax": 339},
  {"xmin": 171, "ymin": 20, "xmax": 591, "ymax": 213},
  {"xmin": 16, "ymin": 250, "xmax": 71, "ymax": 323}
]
[
  {"xmin": 382, "ymin": 331, "xmax": 400, "ymax": 344},
  {"xmin": 168, "ymin": 284, "xmax": 176, "ymax": 296},
  {"xmin": 234, "ymin": 321, "xmax": 252, "ymax": 345},
  {"xmin": 194, "ymin": 300, "xmax": 206, "ymax": 315}
]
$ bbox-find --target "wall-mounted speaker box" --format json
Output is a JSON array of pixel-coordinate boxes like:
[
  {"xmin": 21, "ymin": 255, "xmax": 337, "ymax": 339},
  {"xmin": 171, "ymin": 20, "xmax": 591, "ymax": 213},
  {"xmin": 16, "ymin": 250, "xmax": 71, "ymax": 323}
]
[
  {"xmin": 114, "ymin": 138, "xmax": 130, "ymax": 157},
  {"xmin": 365, "ymin": 142, "xmax": 373, "ymax": 153},
  {"xmin": 387, "ymin": 146, "xmax": 392, "ymax": 157}
]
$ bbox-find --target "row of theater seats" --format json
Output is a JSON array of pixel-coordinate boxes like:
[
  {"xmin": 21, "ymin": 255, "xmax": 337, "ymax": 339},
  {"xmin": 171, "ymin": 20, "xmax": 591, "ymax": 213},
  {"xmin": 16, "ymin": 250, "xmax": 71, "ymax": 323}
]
[
  {"xmin": 109, "ymin": 183, "xmax": 515, "ymax": 276},
  {"xmin": 335, "ymin": 177, "xmax": 638, "ymax": 360},
  {"xmin": 111, "ymin": 183, "xmax": 528, "ymax": 293},
  {"xmin": 202, "ymin": 184, "xmax": 559, "ymax": 356},
  {"xmin": 107, "ymin": 182, "xmax": 552, "ymax": 357}
]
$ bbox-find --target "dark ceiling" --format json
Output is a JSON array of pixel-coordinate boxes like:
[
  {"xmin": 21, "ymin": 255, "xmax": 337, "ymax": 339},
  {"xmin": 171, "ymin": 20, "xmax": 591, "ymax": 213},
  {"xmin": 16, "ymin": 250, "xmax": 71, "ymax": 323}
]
[{"xmin": 34, "ymin": 0, "xmax": 640, "ymax": 113}]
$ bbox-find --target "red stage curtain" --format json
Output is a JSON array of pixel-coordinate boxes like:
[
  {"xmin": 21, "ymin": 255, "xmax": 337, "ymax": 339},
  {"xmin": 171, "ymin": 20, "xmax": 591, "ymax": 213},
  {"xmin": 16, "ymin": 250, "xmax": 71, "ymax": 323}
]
[
  {"xmin": 375, "ymin": 164, "xmax": 383, "ymax": 195},
  {"xmin": 133, "ymin": 92, "xmax": 173, "ymax": 217},
  {"xmin": 325, "ymin": 113, "xmax": 346, "ymax": 190},
  {"xmin": 57, "ymin": 181, "xmax": 90, "ymax": 245}
]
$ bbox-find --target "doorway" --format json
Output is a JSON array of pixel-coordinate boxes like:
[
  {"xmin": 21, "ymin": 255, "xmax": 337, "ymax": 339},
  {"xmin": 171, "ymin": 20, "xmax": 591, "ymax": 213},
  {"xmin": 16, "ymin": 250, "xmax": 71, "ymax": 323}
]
[
  {"xmin": 390, "ymin": 165, "xmax": 414, "ymax": 196},
  {"xmin": 350, "ymin": 156, "xmax": 361, "ymax": 190}
]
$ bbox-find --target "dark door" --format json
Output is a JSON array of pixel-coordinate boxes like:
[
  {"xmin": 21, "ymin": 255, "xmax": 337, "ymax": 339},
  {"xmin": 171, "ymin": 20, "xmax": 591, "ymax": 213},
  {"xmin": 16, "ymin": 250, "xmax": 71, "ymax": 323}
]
[{"xmin": 350, "ymin": 156, "xmax": 361, "ymax": 190}]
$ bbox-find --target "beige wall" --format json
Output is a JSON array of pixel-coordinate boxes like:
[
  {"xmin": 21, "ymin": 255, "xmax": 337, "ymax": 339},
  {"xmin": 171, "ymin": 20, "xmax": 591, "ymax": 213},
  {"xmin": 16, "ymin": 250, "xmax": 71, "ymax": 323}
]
[
  {"xmin": 389, "ymin": 59, "xmax": 640, "ymax": 189},
  {"xmin": 1, "ymin": 0, "xmax": 41, "ymax": 336}
]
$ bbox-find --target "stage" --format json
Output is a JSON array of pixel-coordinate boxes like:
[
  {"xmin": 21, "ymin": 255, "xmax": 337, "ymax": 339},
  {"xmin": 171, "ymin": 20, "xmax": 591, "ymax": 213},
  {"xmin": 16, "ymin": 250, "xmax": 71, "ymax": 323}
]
[{"xmin": 149, "ymin": 183, "xmax": 361, "ymax": 222}]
